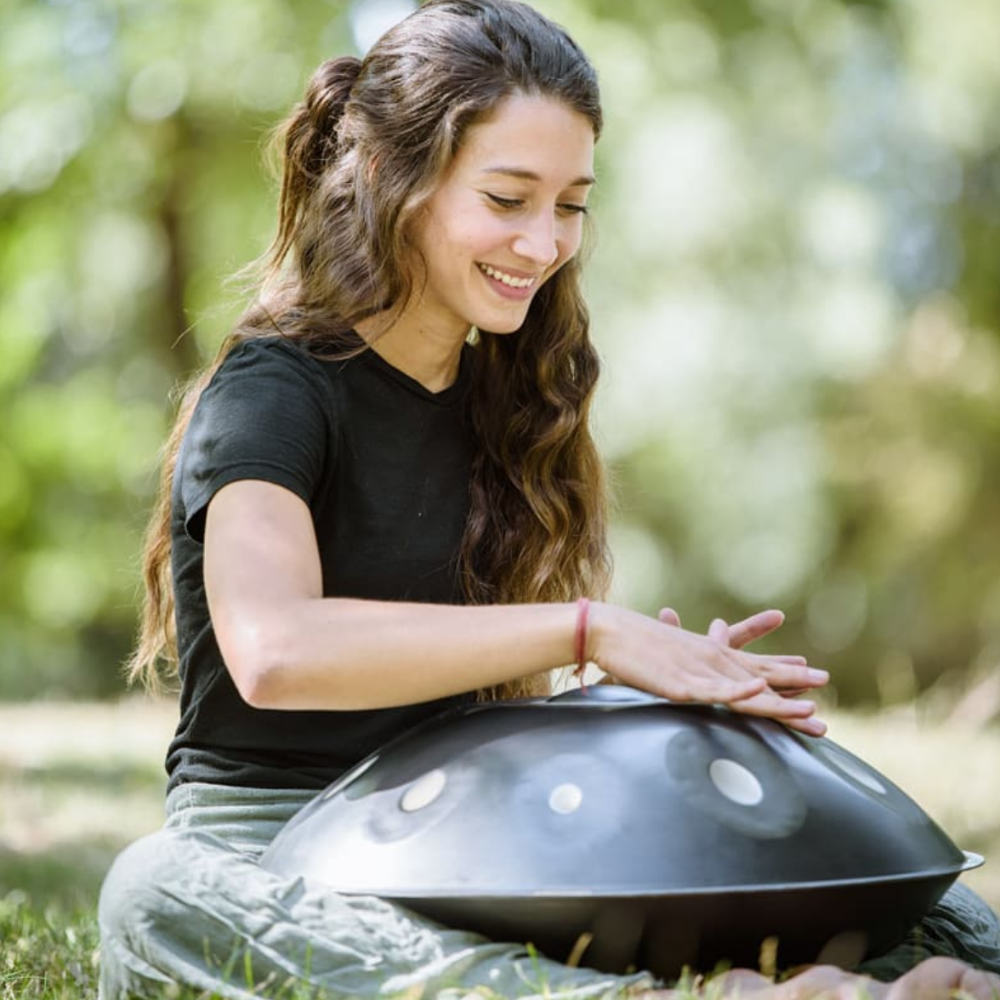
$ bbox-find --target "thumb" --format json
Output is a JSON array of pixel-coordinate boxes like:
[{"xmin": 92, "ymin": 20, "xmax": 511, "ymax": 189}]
[{"xmin": 709, "ymin": 617, "xmax": 729, "ymax": 645}]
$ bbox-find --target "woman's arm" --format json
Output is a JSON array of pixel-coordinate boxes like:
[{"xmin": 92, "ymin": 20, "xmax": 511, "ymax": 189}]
[{"xmin": 204, "ymin": 479, "xmax": 827, "ymax": 732}]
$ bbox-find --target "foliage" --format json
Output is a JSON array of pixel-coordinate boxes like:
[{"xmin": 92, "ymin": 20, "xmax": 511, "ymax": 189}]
[
  {"xmin": 2, "ymin": 0, "xmax": 1000, "ymax": 702},
  {"xmin": 0, "ymin": 0, "xmax": 357, "ymax": 697}
]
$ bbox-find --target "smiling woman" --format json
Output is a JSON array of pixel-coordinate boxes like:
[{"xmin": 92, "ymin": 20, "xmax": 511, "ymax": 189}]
[{"xmin": 94, "ymin": 0, "xmax": 1000, "ymax": 998}]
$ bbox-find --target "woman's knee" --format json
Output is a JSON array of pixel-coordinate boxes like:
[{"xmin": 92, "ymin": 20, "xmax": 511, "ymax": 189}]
[
  {"xmin": 99, "ymin": 831, "xmax": 177, "ymax": 941},
  {"xmin": 99, "ymin": 827, "xmax": 236, "ymax": 941}
]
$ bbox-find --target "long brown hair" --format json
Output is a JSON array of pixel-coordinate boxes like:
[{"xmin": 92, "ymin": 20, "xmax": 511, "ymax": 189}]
[{"xmin": 128, "ymin": 0, "xmax": 611, "ymax": 699}]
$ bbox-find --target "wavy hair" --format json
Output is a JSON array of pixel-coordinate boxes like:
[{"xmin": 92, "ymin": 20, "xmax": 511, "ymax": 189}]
[{"xmin": 128, "ymin": 0, "xmax": 611, "ymax": 700}]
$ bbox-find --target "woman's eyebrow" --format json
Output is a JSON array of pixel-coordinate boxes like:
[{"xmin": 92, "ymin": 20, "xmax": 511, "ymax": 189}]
[{"xmin": 480, "ymin": 166, "xmax": 596, "ymax": 187}]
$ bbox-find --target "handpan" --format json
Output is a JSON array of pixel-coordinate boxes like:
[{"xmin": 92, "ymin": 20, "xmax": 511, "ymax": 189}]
[{"xmin": 260, "ymin": 685, "xmax": 981, "ymax": 978}]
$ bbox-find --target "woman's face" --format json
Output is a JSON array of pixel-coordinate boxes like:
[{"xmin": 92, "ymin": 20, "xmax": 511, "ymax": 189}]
[{"xmin": 406, "ymin": 92, "xmax": 596, "ymax": 339}]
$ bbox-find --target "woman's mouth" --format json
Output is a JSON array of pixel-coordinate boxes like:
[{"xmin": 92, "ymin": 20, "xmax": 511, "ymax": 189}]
[{"xmin": 477, "ymin": 263, "xmax": 538, "ymax": 299}]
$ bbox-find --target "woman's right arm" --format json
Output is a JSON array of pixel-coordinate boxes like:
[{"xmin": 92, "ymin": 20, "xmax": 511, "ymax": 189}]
[{"xmin": 204, "ymin": 478, "xmax": 827, "ymax": 733}]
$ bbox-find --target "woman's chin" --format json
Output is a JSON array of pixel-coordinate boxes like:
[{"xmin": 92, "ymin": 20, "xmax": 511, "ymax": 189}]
[
  {"xmin": 473, "ymin": 310, "xmax": 530, "ymax": 336},
  {"xmin": 476, "ymin": 324, "xmax": 522, "ymax": 337}
]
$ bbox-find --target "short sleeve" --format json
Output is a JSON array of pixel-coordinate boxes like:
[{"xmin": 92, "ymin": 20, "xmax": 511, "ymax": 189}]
[{"xmin": 176, "ymin": 337, "xmax": 333, "ymax": 542}]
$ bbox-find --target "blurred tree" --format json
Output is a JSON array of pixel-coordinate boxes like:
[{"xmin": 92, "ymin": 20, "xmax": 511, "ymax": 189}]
[
  {"xmin": 1, "ymin": 0, "xmax": 998, "ymax": 705},
  {"xmin": 0, "ymin": 0, "xmax": 355, "ymax": 696}
]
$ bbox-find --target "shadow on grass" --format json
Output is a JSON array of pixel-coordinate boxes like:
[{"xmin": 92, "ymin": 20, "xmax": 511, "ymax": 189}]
[
  {"xmin": 0, "ymin": 837, "xmax": 121, "ymax": 910},
  {"xmin": 0, "ymin": 754, "xmax": 165, "ymax": 912}
]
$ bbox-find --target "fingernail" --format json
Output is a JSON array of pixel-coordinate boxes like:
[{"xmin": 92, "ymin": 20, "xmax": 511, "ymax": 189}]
[{"xmin": 807, "ymin": 669, "xmax": 829, "ymax": 683}]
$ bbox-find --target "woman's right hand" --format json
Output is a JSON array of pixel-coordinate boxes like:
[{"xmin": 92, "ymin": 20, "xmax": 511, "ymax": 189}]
[{"xmin": 587, "ymin": 603, "xmax": 829, "ymax": 736}]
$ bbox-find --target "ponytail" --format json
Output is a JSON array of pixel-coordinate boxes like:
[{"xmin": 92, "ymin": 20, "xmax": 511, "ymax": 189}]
[{"xmin": 273, "ymin": 56, "xmax": 362, "ymax": 269}]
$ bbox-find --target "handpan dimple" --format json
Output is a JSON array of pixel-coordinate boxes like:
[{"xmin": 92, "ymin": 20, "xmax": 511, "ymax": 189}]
[
  {"xmin": 364, "ymin": 761, "xmax": 476, "ymax": 843},
  {"xmin": 808, "ymin": 740, "xmax": 929, "ymax": 826},
  {"xmin": 548, "ymin": 782, "xmax": 583, "ymax": 814},
  {"xmin": 665, "ymin": 723, "xmax": 807, "ymax": 839},
  {"xmin": 400, "ymin": 768, "xmax": 447, "ymax": 812},
  {"xmin": 708, "ymin": 758, "xmax": 765, "ymax": 806},
  {"xmin": 509, "ymin": 750, "xmax": 627, "ymax": 857}
]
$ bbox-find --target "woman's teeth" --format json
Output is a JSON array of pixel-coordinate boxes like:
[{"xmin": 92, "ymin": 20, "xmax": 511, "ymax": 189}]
[{"xmin": 478, "ymin": 264, "xmax": 535, "ymax": 289}]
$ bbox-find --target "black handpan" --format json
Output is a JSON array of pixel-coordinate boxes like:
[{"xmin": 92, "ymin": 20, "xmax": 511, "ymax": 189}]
[{"xmin": 260, "ymin": 685, "xmax": 981, "ymax": 978}]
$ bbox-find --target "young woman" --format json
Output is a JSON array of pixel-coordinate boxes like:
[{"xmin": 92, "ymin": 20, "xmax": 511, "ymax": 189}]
[{"xmin": 99, "ymin": 1, "xmax": 1000, "ymax": 997}]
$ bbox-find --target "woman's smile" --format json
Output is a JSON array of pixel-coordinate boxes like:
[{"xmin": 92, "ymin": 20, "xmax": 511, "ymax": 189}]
[{"xmin": 476, "ymin": 262, "xmax": 540, "ymax": 297}]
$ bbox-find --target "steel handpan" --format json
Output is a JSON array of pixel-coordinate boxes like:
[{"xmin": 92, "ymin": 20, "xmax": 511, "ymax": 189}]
[{"xmin": 260, "ymin": 685, "xmax": 981, "ymax": 978}]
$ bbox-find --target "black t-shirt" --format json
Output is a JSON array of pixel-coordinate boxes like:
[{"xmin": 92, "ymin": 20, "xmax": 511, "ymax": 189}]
[{"xmin": 165, "ymin": 335, "xmax": 478, "ymax": 794}]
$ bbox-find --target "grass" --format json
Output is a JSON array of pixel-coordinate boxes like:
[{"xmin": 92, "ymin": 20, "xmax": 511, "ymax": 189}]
[{"xmin": 0, "ymin": 697, "xmax": 997, "ymax": 999}]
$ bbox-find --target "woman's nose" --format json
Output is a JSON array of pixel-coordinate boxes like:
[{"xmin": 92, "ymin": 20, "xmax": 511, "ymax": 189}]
[{"xmin": 511, "ymin": 213, "xmax": 559, "ymax": 269}]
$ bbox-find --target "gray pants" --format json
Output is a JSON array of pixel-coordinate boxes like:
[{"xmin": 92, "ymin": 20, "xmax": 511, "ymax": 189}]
[
  {"xmin": 98, "ymin": 782, "xmax": 1000, "ymax": 999},
  {"xmin": 97, "ymin": 782, "xmax": 655, "ymax": 999}
]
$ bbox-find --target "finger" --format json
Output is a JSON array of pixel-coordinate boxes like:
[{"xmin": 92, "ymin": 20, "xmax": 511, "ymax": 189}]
[
  {"xmin": 730, "ymin": 689, "xmax": 827, "ymax": 734},
  {"xmin": 658, "ymin": 607, "xmax": 681, "ymax": 627},
  {"xmin": 728, "ymin": 688, "xmax": 819, "ymax": 721},
  {"xmin": 726, "ymin": 609, "xmax": 785, "ymax": 650},
  {"xmin": 708, "ymin": 617, "xmax": 729, "ymax": 645},
  {"xmin": 723, "ymin": 673, "xmax": 826, "ymax": 729},
  {"xmin": 780, "ymin": 715, "xmax": 827, "ymax": 737},
  {"xmin": 752, "ymin": 658, "xmax": 829, "ymax": 691}
]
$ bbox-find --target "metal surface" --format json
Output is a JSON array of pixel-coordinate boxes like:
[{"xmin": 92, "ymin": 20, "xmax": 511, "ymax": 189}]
[{"xmin": 261, "ymin": 686, "xmax": 980, "ymax": 977}]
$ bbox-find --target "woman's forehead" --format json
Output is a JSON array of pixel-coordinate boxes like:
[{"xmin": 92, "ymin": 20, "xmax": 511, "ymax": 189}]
[{"xmin": 455, "ymin": 94, "xmax": 596, "ymax": 185}]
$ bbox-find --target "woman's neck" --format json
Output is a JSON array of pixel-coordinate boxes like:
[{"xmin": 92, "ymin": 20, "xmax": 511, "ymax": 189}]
[{"xmin": 356, "ymin": 312, "xmax": 470, "ymax": 394}]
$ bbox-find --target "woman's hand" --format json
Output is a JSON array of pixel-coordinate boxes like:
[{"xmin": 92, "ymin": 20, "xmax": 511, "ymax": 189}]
[
  {"xmin": 589, "ymin": 604, "xmax": 828, "ymax": 736},
  {"xmin": 660, "ymin": 607, "xmax": 815, "ymax": 698}
]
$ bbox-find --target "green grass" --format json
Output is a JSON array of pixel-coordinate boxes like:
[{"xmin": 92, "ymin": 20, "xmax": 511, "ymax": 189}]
[
  {"xmin": 1, "ymin": 892, "xmax": 100, "ymax": 998},
  {"xmin": 1, "ymin": 698, "xmax": 997, "ymax": 999}
]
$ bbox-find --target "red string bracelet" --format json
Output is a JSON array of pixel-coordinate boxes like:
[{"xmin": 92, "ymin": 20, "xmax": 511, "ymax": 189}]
[{"xmin": 573, "ymin": 597, "xmax": 590, "ymax": 689}]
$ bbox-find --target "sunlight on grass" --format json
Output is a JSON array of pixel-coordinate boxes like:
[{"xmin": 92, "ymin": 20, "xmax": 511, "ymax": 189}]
[{"xmin": 0, "ymin": 698, "xmax": 172, "ymax": 856}]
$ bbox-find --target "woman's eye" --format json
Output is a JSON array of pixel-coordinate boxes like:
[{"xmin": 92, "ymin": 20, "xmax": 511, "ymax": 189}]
[
  {"xmin": 486, "ymin": 193, "xmax": 523, "ymax": 209},
  {"xmin": 485, "ymin": 193, "xmax": 588, "ymax": 216}
]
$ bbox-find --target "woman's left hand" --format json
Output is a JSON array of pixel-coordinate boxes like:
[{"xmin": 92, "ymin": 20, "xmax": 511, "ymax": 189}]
[
  {"xmin": 658, "ymin": 607, "xmax": 815, "ymax": 698},
  {"xmin": 648, "ymin": 606, "xmax": 826, "ymax": 734}
]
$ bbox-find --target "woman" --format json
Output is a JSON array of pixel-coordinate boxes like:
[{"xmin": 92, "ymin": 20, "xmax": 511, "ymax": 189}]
[{"xmin": 99, "ymin": 1, "xmax": 1000, "ymax": 997}]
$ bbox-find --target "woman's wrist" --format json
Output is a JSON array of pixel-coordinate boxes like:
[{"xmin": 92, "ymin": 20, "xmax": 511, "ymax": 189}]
[{"xmin": 572, "ymin": 598, "xmax": 590, "ymax": 679}]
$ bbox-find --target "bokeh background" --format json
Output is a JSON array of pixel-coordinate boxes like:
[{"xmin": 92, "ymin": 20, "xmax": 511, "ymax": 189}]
[{"xmin": 2, "ymin": 0, "xmax": 999, "ymax": 917}]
